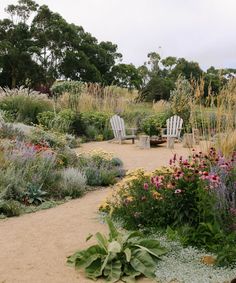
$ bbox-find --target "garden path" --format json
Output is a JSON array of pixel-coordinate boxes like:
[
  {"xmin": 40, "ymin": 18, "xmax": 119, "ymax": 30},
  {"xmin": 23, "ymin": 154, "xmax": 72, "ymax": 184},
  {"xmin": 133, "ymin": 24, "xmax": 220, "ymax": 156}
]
[{"xmin": 0, "ymin": 141, "xmax": 203, "ymax": 283}]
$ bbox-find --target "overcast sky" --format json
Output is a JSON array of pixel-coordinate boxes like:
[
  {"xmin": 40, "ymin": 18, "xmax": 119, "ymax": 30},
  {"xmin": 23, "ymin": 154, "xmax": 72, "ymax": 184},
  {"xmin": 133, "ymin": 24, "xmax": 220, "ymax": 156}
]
[{"xmin": 1, "ymin": 0, "xmax": 236, "ymax": 70}]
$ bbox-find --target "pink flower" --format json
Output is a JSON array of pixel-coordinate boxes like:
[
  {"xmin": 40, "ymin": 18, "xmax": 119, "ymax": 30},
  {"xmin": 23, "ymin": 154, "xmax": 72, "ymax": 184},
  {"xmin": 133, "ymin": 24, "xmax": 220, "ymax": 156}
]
[
  {"xmin": 174, "ymin": 189, "xmax": 182, "ymax": 194},
  {"xmin": 143, "ymin": 183, "xmax": 149, "ymax": 190}
]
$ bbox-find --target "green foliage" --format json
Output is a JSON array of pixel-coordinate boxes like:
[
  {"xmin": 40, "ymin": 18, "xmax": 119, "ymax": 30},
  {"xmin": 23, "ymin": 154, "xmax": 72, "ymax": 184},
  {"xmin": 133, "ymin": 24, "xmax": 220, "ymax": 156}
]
[
  {"xmin": 140, "ymin": 76, "xmax": 175, "ymax": 101},
  {"xmin": 27, "ymin": 127, "xmax": 67, "ymax": 148},
  {"xmin": 0, "ymin": 200, "xmax": 21, "ymax": 217},
  {"xmin": 140, "ymin": 114, "xmax": 167, "ymax": 136},
  {"xmin": 169, "ymin": 75, "xmax": 193, "ymax": 125},
  {"xmin": 111, "ymin": 63, "xmax": 143, "ymax": 90},
  {"xmin": 75, "ymin": 111, "xmax": 112, "ymax": 141},
  {"xmin": 0, "ymin": 94, "xmax": 53, "ymax": 124},
  {"xmin": 106, "ymin": 150, "xmax": 236, "ymax": 266},
  {"xmin": 78, "ymin": 150, "xmax": 124, "ymax": 187},
  {"xmin": 51, "ymin": 81, "xmax": 84, "ymax": 97},
  {"xmin": 0, "ymin": 123, "xmax": 25, "ymax": 140},
  {"xmin": 68, "ymin": 218, "xmax": 167, "ymax": 282},
  {"xmin": 37, "ymin": 109, "xmax": 76, "ymax": 133},
  {"xmin": 60, "ymin": 167, "xmax": 86, "ymax": 198},
  {"xmin": 23, "ymin": 184, "xmax": 47, "ymax": 205}
]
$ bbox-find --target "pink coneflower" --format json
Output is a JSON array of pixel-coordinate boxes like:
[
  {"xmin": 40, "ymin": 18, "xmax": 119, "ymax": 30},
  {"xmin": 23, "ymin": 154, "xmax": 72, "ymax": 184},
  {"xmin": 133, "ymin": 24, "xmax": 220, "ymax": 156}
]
[
  {"xmin": 143, "ymin": 183, "xmax": 149, "ymax": 190},
  {"xmin": 174, "ymin": 189, "xmax": 182, "ymax": 194}
]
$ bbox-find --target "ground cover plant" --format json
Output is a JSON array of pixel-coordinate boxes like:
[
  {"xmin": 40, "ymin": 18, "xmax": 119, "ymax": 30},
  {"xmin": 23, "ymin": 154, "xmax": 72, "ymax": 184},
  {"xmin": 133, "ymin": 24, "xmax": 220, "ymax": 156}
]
[
  {"xmin": 0, "ymin": 121, "xmax": 123, "ymax": 218},
  {"xmin": 101, "ymin": 148, "xmax": 236, "ymax": 267},
  {"xmin": 77, "ymin": 150, "xmax": 125, "ymax": 186},
  {"xmin": 68, "ymin": 217, "xmax": 167, "ymax": 282}
]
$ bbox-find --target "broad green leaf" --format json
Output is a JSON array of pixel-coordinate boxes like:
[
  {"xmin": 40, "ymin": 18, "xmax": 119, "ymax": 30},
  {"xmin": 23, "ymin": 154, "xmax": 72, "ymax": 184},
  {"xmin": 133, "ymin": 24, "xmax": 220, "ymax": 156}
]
[
  {"xmin": 101, "ymin": 252, "xmax": 117, "ymax": 272},
  {"xmin": 104, "ymin": 260, "xmax": 122, "ymax": 282},
  {"xmin": 124, "ymin": 248, "xmax": 132, "ymax": 262},
  {"xmin": 70, "ymin": 245, "xmax": 106, "ymax": 269},
  {"xmin": 108, "ymin": 241, "xmax": 121, "ymax": 253},
  {"xmin": 85, "ymin": 258, "xmax": 103, "ymax": 280},
  {"xmin": 121, "ymin": 276, "xmax": 136, "ymax": 283},
  {"xmin": 95, "ymin": 232, "xmax": 108, "ymax": 252},
  {"xmin": 86, "ymin": 233, "xmax": 93, "ymax": 242},
  {"xmin": 134, "ymin": 239, "xmax": 167, "ymax": 258},
  {"xmin": 123, "ymin": 231, "xmax": 143, "ymax": 243},
  {"xmin": 106, "ymin": 217, "xmax": 119, "ymax": 241},
  {"xmin": 124, "ymin": 264, "xmax": 141, "ymax": 277},
  {"xmin": 130, "ymin": 249, "xmax": 156, "ymax": 279}
]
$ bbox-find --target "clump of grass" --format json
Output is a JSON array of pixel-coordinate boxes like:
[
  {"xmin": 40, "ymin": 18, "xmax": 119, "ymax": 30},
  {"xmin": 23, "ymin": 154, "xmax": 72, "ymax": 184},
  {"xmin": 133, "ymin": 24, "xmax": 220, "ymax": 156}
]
[
  {"xmin": 58, "ymin": 83, "xmax": 137, "ymax": 114},
  {"xmin": 190, "ymin": 78, "xmax": 236, "ymax": 157}
]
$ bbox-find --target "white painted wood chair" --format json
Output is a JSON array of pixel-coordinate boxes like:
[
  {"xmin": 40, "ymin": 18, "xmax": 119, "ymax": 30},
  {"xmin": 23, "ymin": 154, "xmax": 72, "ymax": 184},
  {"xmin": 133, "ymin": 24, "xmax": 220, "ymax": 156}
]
[
  {"xmin": 162, "ymin": 115, "xmax": 183, "ymax": 148},
  {"xmin": 110, "ymin": 114, "xmax": 137, "ymax": 144}
]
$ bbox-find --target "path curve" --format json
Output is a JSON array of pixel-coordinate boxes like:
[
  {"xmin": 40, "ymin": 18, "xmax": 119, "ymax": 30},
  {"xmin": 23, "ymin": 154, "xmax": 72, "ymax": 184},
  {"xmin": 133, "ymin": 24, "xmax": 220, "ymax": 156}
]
[{"xmin": 0, "ymin": 141, "xmax": 198, "ymax": 283}]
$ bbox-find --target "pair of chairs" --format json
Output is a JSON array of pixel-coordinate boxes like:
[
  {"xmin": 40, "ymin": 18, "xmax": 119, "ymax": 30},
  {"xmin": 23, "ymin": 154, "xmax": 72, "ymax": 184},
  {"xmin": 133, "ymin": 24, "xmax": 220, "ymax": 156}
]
[{"xmin": 110, "ymin": 114, "xmax": 183, "ymax": 144}]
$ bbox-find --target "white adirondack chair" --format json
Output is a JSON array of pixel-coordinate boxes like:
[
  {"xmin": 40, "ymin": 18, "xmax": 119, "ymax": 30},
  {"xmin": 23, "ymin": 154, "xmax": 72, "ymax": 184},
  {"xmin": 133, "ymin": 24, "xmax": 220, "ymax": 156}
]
[
  {"xmin": 110, "ymin": 115, "xmax": 136, "ymax": 144},
  {"xmin": 162, "ymin": 115, "xmax": 183, "ymax": 147}
]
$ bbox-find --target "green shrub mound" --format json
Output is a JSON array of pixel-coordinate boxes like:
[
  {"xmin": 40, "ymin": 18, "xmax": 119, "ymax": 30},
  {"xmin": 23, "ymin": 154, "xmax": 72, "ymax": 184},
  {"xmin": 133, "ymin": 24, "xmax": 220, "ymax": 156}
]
[{"xmin": 68, "ymin": 218, "xmax": 167, "ymax": 282}]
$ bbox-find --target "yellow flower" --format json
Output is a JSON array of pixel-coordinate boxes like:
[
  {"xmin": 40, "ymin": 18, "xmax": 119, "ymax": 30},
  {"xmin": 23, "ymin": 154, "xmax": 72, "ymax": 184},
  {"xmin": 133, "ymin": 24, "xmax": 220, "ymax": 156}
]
[
  {"xmin": 201, "ymin": 255, "xmax": 216, "ymax": 266},
  {"xmin": 99, "ymin": 202, "xmax": 110, "ymax": 211},
  {"xmin": 126, "ymin": 196, "xmax": 134, "ymax": 202},
  {"xmin": 152, "ymin": 191, "xmax": 163, "ymax": 200}
]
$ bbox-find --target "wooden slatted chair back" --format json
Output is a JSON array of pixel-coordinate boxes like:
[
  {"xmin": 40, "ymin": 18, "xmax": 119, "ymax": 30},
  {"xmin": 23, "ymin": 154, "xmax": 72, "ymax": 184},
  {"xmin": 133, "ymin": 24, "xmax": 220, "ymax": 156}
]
[
  {"xmin": 110, "ymin": 115, "xmax": 126, "ymax": 139},
  {"xmin": 166, "ymin": 115, "xmax": 183, "ymax": 139}
]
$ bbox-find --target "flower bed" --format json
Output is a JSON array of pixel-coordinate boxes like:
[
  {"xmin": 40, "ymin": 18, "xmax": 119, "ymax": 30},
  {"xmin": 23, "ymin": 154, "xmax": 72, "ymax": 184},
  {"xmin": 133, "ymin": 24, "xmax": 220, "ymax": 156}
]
[
  {"xmin": 0, "ymin": 129, "xmax": 124, "ymax": 218},
  {"xmin": 101, "ymin": 148, "xmax": 236, "ymax": 267}
]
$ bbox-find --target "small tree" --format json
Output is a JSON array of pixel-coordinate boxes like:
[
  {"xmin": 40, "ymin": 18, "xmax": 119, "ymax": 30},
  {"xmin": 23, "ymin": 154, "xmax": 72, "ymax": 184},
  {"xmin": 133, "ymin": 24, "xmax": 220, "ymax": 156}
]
[{"xmin": 169, "ymin": 75, "xmax": 193, "ymax": 128}]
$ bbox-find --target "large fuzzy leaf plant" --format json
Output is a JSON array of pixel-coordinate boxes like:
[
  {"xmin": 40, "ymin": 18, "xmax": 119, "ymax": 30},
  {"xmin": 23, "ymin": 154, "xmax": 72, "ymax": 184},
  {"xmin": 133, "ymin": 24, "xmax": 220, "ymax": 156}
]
[{"xmin": 67, "ymin": 218, "xmax": 167, "ymax": 282}]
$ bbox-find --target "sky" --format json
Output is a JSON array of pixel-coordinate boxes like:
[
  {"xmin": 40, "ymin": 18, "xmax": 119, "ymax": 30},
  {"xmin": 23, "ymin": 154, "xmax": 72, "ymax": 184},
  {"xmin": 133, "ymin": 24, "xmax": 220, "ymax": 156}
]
[{"xmin": 1, "ymin": 0, "xmax": 236, "ymax": 70}]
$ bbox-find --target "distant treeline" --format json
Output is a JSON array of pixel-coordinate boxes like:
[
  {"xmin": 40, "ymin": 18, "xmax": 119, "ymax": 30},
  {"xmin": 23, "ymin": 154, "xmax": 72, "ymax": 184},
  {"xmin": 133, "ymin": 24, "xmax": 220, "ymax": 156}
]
[{"xmin": 0, "ymin": 0, "xmax": 235, "ymax": 100}]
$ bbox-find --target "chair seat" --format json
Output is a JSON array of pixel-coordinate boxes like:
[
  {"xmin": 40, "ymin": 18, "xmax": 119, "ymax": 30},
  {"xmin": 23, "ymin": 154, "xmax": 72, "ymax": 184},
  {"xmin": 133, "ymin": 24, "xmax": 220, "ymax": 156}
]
[
  {"xmin": 162, "ymin": 134, "xmax": 178, "ymax": 138},
  {"xmin": 121, "ymin": 135, "xmax": 136, "ymax": 140}
]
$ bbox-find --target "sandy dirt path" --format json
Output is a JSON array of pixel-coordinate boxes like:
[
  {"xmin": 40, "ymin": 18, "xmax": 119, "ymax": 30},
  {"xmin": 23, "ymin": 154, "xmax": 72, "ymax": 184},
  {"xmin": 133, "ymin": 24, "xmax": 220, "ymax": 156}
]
[{"xmin": 0, "ymin": 141, "xmax": 201, "ymax": 283}]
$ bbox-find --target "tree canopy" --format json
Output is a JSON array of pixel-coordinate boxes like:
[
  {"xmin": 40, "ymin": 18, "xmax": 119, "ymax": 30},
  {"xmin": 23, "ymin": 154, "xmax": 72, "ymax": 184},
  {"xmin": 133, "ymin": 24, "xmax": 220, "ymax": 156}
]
[{"xmin": 0, "ymin": 0, "xmax": 235, "ymax": 98}]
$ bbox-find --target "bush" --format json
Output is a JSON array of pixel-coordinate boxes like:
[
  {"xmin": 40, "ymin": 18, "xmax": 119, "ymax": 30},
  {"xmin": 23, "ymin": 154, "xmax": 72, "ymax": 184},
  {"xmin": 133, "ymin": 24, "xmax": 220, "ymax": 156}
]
[
  {"xmin": 51, "ymin": 81, "xmax": 84, "ymax": 97},
  {"xmin": 169, "ymin": 76, "xmax": 193, "ymax": 128},
  {"xmin": 1, "ymin": 141, "xmax": 58, "ymax": 200},
  {"xmin": 140, "ymin": 114, "xmax": 168, "ymax": 136},
  {"xmin": 60, "ymin": 167, "xmax": 87, "ymax": 198},
  {"xmin": 0, "ymin": 200, "xmax": 21, "ymax": 217},
  {"xmin": 0, "ymin": 94, "xmax": 53, "ymax": 124},
  {"xmin": 75, "ymin": 112, "xmax": 112, "ymax": 141},
  {"xmin": 27, "ymin": 127, "xmax": 77, "ymax": 149},
  {"xmin": 37, "ymin": 109, "xmax": 76, "ymax": 133},
  {"xmin": 0, "ymin": 123, "xmax": 25, "ymax": 140},
  {"xmin": 78, "ymin": 150, "xmax": 124, "ymax": 187}
]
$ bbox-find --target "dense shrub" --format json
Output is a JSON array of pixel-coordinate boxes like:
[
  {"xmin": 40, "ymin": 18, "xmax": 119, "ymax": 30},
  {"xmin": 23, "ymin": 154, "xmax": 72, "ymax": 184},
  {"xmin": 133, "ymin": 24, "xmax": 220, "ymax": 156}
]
[
  {"xmin": 0, "ymin": 95, "xmax": 53, "ymax": 124},
  {"xmin": 169, "ymin": 76, "xmax": 193, "ymax": 129},
  {"xmin": 78, "ymin": 150, "xmax": 124, "ymax": 186},
  {"xmin": 60, "ymin": 167, "xmax": 86, "ymax": 198},
  {"xmin": 0, "ymin": 123, "xmax": 25, "ymax": 140},
  {"xmin": 0, "ymin": 200, "xmax": 21, "ymax": 217},
  {"xmin": 37, "ymin": 109, "xmax": 76, "ymax": 133},
  {"xmin": 27, "ymin": 127, "xmax": 67, "ymax": 148},
  {"xmin": 51, "ymin": 81, "xmax": 84, "ymax": 97},
  {"xmin": 140, "ymin": 114, "xmax": 168, "ymax": 136},
  {"xmin": 73, "ymin": 112, "xmax": 113, "ymax": 141}
]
